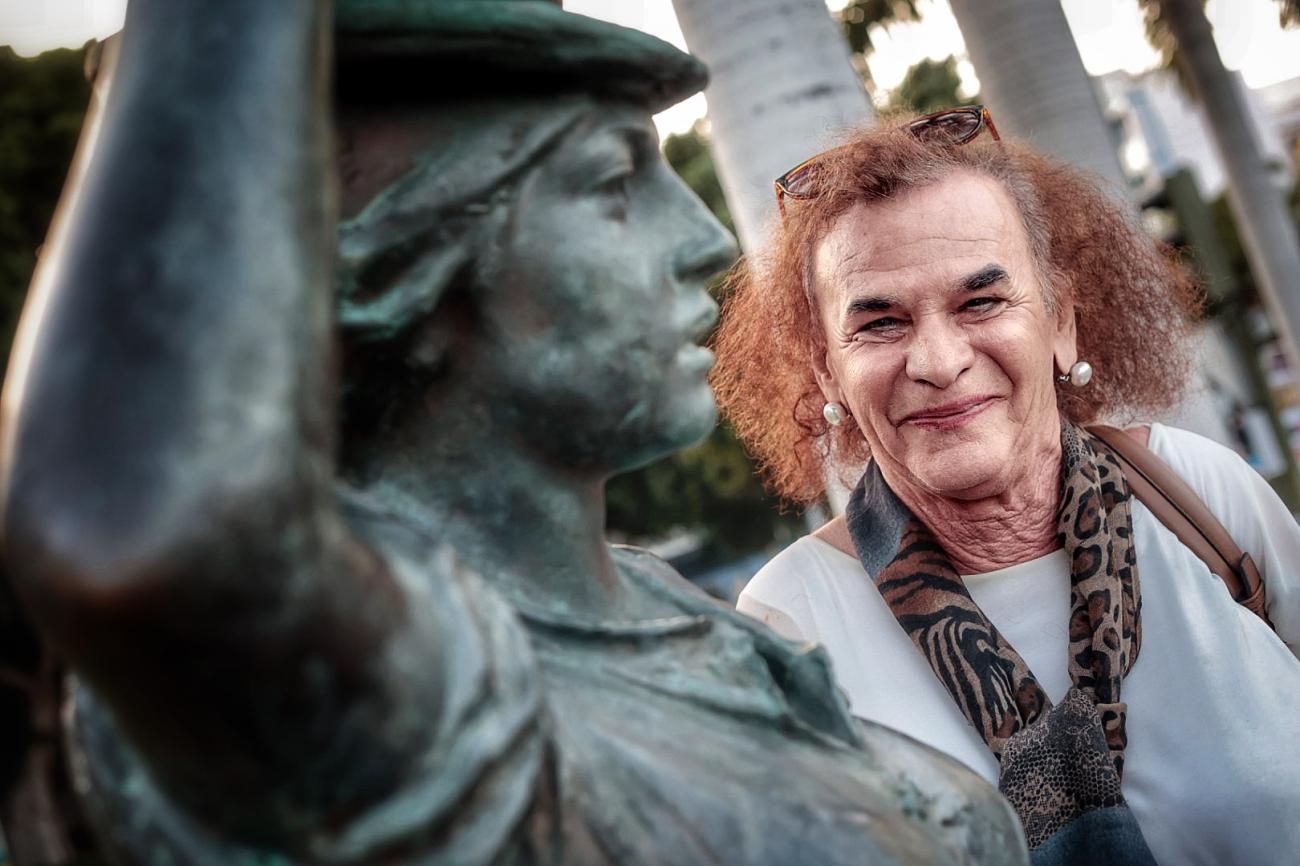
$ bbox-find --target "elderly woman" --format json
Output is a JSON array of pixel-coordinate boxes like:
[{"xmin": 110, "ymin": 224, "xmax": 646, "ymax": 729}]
[
  {"xmin": 0, "ymin": 3, "xmax": 1028, "ymax": 864},
  {"xmin": 715, "ymin": 107, "xmax": 1300, "ymax": 865}
]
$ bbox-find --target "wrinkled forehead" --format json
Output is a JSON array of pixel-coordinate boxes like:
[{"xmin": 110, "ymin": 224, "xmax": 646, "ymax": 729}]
[{"xmin": 810, "ymin": 171, "xmax": 1029, "ymax": 299}]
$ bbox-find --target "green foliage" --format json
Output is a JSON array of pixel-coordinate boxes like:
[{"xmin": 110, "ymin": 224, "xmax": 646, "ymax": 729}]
[
  {"xmin": 1139, "ymin": 0, "xmax": 1296, "ymax": 91},
  {"xmin": 606, "ymin": 422, "xmax": 801, "ymax": 560},
  {"xmin": 835, "ymin": 0, "xmax": 922, "ymax": 92},
  {"xmin": 1279, "ymin": 0, "xmax": 1299, "ymax": 27},
  {"xmin": 836, "ymin": 0, "xmax": 921, "ymax": 57},
  {"xmin": 1207, "ymin": 183, "xmax": 1300, "ymax": 302},
  {"xmin": 0, "ymin": 46, "xmax": 92, "ymax": 368},
  {"xmin": 889, "ymin": 55, "xmax": 966, "ymax": 115},
  {"xmin": 605, "ymin": 124, "xmax": 801, "ymax": 561},
  {"xmin": 1137, "ymin": 0, "xmax": 1185, "ymax": 73}
]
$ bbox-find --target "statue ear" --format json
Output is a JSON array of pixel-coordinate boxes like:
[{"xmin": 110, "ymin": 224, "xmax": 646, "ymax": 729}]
[{"xmin": 337, "ymin": 233, "xmax": 473, "ymax": 350}]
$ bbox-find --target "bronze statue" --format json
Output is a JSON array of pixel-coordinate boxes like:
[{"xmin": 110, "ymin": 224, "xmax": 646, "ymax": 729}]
[{"xmin": 0, "ymin": 1, "xmax": 1027, "ymax": 863}]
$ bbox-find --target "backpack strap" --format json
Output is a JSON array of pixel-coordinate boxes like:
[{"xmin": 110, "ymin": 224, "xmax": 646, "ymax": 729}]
[{"xmin": 1088, "ymin": 424, "xmax": 1272, "ymax": 629}]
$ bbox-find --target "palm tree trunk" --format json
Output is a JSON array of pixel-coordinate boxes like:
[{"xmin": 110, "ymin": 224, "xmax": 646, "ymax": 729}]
[
  {"xmin": 946, "ymin": 0, "xmax": 1128, "ymax": 193},
  {"xmin": 1160, "ymin": 0, "xmax": 1300, "ymax": 369},
  {"xmin": 671, "ymin": 0, "xmax": 874, "ymax": 252}
]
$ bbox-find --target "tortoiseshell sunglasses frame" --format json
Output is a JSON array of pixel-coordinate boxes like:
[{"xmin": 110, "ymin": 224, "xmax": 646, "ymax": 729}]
[{"xmin": 773, "ymin": 104, "xmax": 1001, "ymax": 217}]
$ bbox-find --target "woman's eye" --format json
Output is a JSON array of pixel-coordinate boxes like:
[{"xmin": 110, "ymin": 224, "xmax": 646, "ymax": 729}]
[
  {"xmin": 858, "ymin": 317, "xmax": 904, "ymax": 337},
  {"xmin": 961, "ymin": 297, "xmax": 1002, "ymax": 314}
]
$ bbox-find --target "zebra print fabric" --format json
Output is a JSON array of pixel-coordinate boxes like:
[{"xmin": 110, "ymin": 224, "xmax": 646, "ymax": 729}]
[{"xmin": 846, "ymin": 422, "xmax": 1148, "ymax": 854}]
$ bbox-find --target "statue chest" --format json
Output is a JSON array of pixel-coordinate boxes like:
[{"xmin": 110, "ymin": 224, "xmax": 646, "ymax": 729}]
[{"xmin": 523, "ymin": 621, "xmax": 970, "ymax": 866}]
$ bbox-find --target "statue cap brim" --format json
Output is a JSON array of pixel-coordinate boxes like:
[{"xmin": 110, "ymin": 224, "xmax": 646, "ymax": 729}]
[{"xmin": 336, "ymin": 1, "xmax": 708, "ymax": 112}]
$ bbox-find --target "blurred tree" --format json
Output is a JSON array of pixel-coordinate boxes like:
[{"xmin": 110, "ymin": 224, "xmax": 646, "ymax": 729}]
[
  {"xmin": 836, "ymin": 0, "xmax": 921, "ymax": 90},
  {"xmin": 0, "ymin": 46, "xmax": 92, "ymax": 368},
  {"xmin": 1140, "ymin": 0, "xmax": 1300, "ymax": 372},
  {"xmin": 889, "ymin": 55, "xmax": 965, "ymax": 115},
  {"xmin": 946, "ymin": 0, "xmax": 1128, "ymax": 190},
  {"xmin": 0, "ymin": 49, "xmax": 98, "ymax": 863},
  {"xmin": 673, "ymin": 0, "xmax": 874, "ymax": 251},
  {"xmin": 606, "ymin": 422, "xmax": 801, "ymax": 560}
]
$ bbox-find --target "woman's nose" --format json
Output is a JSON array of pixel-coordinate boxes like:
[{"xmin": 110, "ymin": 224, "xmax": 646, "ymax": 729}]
[{"xmin": 904, "ymin": 317, "xmax": 973, "ymax": 388}]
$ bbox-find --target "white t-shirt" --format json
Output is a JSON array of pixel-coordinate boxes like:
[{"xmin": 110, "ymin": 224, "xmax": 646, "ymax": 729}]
[{"xmin": 738, "ymin": 424, "xmax": 1300, "ymax": 866}]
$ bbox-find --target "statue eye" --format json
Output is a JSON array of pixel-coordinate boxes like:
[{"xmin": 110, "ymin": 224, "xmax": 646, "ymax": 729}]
[
  {"xmin": 592, "ymin": 168, "xmax": 632, "ymax": 221},
  {"xmin": 598, "ymin": 173, "xmax": 630, "ymax": 201}
]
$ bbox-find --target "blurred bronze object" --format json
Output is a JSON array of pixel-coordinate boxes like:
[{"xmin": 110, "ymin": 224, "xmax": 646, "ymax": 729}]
[{"xmin": 0, "ymin": 2, "xmax": 1025, "ymax": 863}]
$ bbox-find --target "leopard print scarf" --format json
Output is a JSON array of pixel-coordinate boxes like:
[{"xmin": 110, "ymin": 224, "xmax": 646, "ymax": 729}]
[{"xmin": 846, "ymin": 422, "xmax": 1152, "ymax": 856}]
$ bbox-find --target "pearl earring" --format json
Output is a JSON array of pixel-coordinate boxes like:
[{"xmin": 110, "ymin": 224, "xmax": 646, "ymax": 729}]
[
  {"xmin": 1057, "ymin": 360, "xmax": 1093, "ymax": 387},
  {"xmin": 823, "ymin": 402, "xmax": 847, "ymax": 426}
]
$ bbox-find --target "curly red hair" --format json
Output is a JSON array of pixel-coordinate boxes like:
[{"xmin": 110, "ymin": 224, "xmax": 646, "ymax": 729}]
[{"xmin": 710, "ymin": 118, "xmax": 1205, "ymax": 506}]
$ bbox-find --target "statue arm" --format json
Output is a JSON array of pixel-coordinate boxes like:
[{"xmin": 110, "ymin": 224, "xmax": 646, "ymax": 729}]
[{"xmin": 0, "ymin": 0, "xmax": 509, "ymax": 852}]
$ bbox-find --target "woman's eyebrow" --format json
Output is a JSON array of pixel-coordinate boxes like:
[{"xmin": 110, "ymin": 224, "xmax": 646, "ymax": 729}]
[
  {"xmin": 960, "ymin": 264, "xmax": 1009, "ymax": 293},
  {"xmin": 845, "ymin": 295, "xmax": 898, "ymax": 316},
  {"xmin": 839, "ymin": 263, "xmax": 1010, "ymax": 318}
]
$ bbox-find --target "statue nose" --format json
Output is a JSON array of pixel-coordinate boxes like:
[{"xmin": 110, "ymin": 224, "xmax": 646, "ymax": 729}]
[{"xmin": 680, "ymin": 228, "xmax": 739, "ymax": 284}]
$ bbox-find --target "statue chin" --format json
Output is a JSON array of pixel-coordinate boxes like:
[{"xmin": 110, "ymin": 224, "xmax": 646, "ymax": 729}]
[{"xmin": 612, "ymin": 386, "xmax": 719, "ymax": 476}]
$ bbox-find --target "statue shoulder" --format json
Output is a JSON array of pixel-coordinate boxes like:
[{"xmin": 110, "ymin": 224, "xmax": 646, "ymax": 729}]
[{"xmin": 609, "ymin": 544, "xmax": 863, "ymax": 747}]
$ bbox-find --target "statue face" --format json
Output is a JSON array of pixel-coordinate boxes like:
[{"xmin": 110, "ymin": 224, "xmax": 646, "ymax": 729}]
[{"xmin": 476, "ymin": 101, "xmax": 737, "ymax": 473}]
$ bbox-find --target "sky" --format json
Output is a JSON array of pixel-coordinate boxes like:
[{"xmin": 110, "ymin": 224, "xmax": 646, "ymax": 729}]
[{"xmin": 4, "ymin": 0, "xmax": 1299, "ymax": 137}]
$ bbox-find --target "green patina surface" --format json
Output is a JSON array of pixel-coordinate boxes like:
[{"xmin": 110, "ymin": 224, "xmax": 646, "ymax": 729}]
[{"xmin": 0, "ymin": 2, "xmax": 1027, "ymax": 864}]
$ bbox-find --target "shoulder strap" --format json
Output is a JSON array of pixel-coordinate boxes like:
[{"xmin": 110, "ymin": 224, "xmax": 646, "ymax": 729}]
[{"xmin": 1088, "ymin": 424, "xmax": 1272, "ymax": 628}]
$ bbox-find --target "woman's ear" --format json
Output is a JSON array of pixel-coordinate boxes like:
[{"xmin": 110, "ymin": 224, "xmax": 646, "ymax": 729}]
[
  {"xmin": 810, "ymin": 336, "xmax": 842, "ymax": 406},
  {"xmin": 1051, "ymin": 293, "xmax": 1079, "ymax": 377}
]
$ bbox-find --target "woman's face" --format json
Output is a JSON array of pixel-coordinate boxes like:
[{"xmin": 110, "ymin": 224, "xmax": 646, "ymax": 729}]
[
  {"xmin": 810, "ymin": 170, "xmax": 1076, "ymax": 501},
  {"xmin": 479, "ymin": 101, "xmax": 738, "ymax": 473}
]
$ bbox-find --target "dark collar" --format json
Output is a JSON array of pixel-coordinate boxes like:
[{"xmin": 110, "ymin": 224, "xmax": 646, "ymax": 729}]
[{"xmin": 844, "ymin": 462, "xmax": 912, "ymax": 578}]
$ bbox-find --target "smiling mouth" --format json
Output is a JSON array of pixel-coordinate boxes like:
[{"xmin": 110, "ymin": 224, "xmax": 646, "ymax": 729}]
[{"xmin": 902, "ymin": 397, "xmax": 998, "ymax": 430}]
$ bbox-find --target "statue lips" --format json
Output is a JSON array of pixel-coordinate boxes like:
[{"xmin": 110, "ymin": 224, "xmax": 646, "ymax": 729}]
[
  {"xmin": 901, "ymin": 395, "xmax": 1001, "ymax": 432},
  {"xmin": 675, "ymin": 295, "xmax": 720, "ymax": 374},
  {"xmin": 677, "ymin": 344, "xmax": 716, "ymax": 375}
]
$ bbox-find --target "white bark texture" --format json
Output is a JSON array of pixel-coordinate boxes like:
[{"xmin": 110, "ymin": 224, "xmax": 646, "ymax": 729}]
[
  {"xmin": 671, "ymin": 0, "xmax": 874, "ymax": 252},
  {"xmin": 946, "ymin": 0, "xmax": 1128, "ymax": 194}
]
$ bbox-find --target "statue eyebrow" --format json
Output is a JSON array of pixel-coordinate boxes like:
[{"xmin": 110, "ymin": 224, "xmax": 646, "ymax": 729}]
[
  {"xmin": 612, "ymin": 123, "xmax": 659, "ymax": 160},
  {"xmin": 960, "ymin": 264, "xmax": 1008, "ymax": 293},
  {"xmin": 573, "ymin": 122, "xmax": 656, "ymax": 168}
]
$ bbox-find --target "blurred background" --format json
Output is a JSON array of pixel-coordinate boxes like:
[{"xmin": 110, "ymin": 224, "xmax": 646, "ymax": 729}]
[{"xmin": 2, "ymin": 0, "xmax": 1299, "ymax": 603}]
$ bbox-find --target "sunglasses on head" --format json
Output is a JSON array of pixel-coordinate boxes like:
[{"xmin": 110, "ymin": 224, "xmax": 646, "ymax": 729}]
[{"xmin": 773, "ymin": 105, "xmax": 1001, "ymax": 216}]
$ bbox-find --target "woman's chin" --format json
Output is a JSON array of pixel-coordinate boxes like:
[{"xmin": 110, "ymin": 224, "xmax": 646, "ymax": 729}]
[{"xmin": 905, "ymin": 447, "xmax": 1018, "ymax": 501}]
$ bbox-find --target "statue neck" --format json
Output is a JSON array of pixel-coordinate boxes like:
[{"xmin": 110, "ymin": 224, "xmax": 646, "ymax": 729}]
[{"xmin": 345, "ymin": 416, "xmax": 649, "ymax": 622}]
